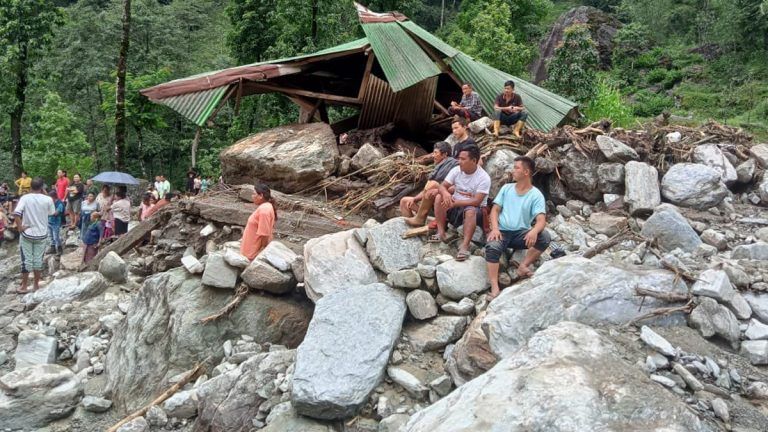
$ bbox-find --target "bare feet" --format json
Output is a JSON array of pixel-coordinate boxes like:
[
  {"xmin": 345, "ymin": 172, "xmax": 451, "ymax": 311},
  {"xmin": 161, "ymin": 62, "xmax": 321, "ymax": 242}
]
[
  {"xmin": 487, "ymin": 291, "xmax": 500, "ymax": 301},
  {"xmin": 516, "ymin": 265, "xmax": 534, "ymax": 279}
]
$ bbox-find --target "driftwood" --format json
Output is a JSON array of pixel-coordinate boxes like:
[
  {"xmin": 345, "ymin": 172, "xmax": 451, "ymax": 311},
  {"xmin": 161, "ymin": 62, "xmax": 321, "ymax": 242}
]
[
  {"xmin": 635, "ymin": 286, "xmax": 691, "ymax": 303},
  {"xmin": 199, "ymin": 284, "xmax": 250, "ymax": 324},
  {"xmin": 628, "ymin": 300, "xmax": 694, "ymax": 326},
  {"xmin": 106, "ymin": 360, "xmax": 207, "ymax": 432},
  {"xmin": 582, "ymin": 228, "xmax": 632, "ymax": 259}
]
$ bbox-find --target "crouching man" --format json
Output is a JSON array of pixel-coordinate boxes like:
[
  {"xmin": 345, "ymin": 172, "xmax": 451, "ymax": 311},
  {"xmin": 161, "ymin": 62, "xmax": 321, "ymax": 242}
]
[
  {"xmin": 400, "ymin": 141, "xmax": 458, "ymax": 226},
  {"xmin": 485, "ymin": 156, "xmax": 550, "ymax": 300}
]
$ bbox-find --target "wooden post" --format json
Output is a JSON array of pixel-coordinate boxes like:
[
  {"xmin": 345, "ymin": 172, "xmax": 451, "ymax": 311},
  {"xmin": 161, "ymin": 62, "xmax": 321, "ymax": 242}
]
[
  {"xmin": 358, "ymin": 50, "xmax": 376, "ymax": 100},
  {"xmin": 191, "ymin": 126, "xmax": 201, "ymax": 168}
]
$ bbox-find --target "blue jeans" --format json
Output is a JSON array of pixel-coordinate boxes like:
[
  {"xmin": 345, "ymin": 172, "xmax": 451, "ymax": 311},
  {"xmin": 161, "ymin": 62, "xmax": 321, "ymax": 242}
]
[{"xmin": 48, "ymin": 224, "xmax": 62, "ymax": 248}]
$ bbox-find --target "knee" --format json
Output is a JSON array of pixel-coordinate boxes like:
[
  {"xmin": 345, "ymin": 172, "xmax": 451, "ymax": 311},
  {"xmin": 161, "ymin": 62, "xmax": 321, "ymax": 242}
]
[
  {"xmin": 536, "ymin": 229, "xmax": 552, "ymax": 250},
  {"xmin": 485, "ymin": 241, "xmax": 504, "ymax": 263},
  {"xmin": 519, "ymin": 112, "xmax": 529, "ymax": 121},
  {"xmin": 425, "ymin": 188, "xmax": 438, "ymax": 199}
]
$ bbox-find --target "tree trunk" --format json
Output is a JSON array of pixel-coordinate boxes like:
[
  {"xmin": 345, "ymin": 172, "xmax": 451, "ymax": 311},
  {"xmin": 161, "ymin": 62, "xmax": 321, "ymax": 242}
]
[
  {"xmin": 311, "ymin": 0, "xmax": 318, "ymax": 45},
  {"xmin": 133, "ymin": 125, "xmax": 147, "ymax": 178},
  {"xmin": 191, "ymin": 126, "xmax": 201, "ymax": 168},
  {"xmin": 114, "ymin": 0, "xmax": 132, "ymax": 170},
  {"xmin": 10, "ymin": 44, "xmax": 29, "ymax": 178}
]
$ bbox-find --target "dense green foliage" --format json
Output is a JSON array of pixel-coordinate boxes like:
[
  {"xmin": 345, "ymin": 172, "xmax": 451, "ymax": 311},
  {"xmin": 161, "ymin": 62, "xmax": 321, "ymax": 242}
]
[{"xmin": 0, "ymin": 0, "xmax": 767, "ymax": 187}]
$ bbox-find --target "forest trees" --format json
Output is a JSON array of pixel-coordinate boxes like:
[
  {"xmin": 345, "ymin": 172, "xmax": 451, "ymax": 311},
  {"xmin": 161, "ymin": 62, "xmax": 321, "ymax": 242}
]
[{"xmin": 546, "ymin": 24, "xmax": 599, "ymax": 103}]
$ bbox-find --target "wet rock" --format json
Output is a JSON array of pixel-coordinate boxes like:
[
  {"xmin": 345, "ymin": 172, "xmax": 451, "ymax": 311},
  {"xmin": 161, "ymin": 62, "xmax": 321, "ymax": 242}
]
[
  {"xmin": 660, "ymin": 163, "xmax": 728, "ymax": 209},
  {"xmin": 106, "ymin": 268, "xmax": 310, "ymax": 412},
  {"xmin": 596, "ymin": 135, "xmax": 638, "ymax": 162},
  {"xmin": 403, "ymin": 322, "xmax": 713, "ymax": 431},
  {"xmin": 624, "ymin": 161, "xmax": 661, "ymax": 216},
  {"xmin": 436, "ymin": 256, "xmax": 490, "ymax": 300},
  {"xmin": 406, "ymin": 290, "xmax": 438, "ymax": 320},
  {"xmin": 445, "ymin": 312, "xmax": 497, "ymax": 387},
  {"xmin": 292, "ymin": 283, "xmax": 406, "ymax": 420},
  {"xmin": 640, "ymin": 205, "xmax": 701, "ymax": 252},
  {"xmin": 689, "ymin": 297, "xmax": 740, "ymax": 344},
  {"xmin": 304, "ymin": 230, "xmax": 377, "ymax": 302},
  {"xmin": 22, "ymin": 272, "xmax": 108, "ymax": 306},
  {"xmin": 241, "ymin": 259, "xmax": 296, "ymax": 294},
  {"xmin": 403, "ymin": 316, "xmax": 469, "ymax": 352},
  {"xmin": 220, "ymin": 123, "xmax": 339, "ymax": 193},
  {"xmin": 483, "ymin": 256, "xmax": 688, "ymax": 358},
  {"xmin": 201, "ymin": 252, "xmax": 240, "ymax": 289},
  {"xmin": 0, "ymin": 364, "xmax": 83, "ymax": 429},
  {"xmin": 99, "ymin": 251, "xmax": 128, "ymax": 283},
  {"xmin": 366, "ymin": 218, "xmax": 423, "ymax": 274},
  {"xmin": 692, "ymin": 144, "xmax": 737, "ymax": 184}
]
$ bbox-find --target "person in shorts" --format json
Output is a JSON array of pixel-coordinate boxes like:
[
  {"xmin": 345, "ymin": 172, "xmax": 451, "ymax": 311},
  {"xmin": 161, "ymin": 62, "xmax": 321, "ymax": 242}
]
[
  {"xmin": 66, "ymin": 173, "xmax": 85, "ymax": 230},
  {"xmin": 13, "ymin": 177, "xmax": 55, "ymax": 293},
  {"xmin": 432, "ymin": 145, "xmax": 491, "ymax": 262},
  {"xmin": 485, "ymin": 156, "xmax": 550, "ymax": 300}
]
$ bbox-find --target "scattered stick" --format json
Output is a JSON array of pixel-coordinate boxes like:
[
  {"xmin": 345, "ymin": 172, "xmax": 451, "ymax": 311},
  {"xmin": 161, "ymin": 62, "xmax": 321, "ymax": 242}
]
[
  {"xmin": 635, "ymin": 286, "xmax": 691, "ymax": 303},
  {"xmin": 106, "ymin": 360, "xmax": 208, "ymax": 432},
  {"xmin": 628, "ymin": 300, "xmax": 694, "ymax": 326},
  {"xmin": 582, "ymin": 227, "xmax": 631, "ymax": 259},
  {"xmin": 199, "ymin": 284, "xmax": 250, "ymax": 324}
]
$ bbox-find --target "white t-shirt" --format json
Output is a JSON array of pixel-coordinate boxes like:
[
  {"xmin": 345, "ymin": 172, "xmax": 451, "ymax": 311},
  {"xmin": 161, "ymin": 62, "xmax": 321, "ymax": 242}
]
[
  {"xmin": 13, "ymin": 193, "xmax": 55, "ymax": 239},
  {"xmin": 444, "ymin": 166, "xmax": 491, "ymax": 206}
]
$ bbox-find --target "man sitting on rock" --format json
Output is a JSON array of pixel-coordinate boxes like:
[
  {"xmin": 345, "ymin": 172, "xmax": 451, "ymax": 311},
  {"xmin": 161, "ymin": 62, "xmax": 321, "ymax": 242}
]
[
  {"xmin": 449, "ymin": 118, "xmax": 476, "ymax": 158},
  {"xmin": 485, "ymin": 156, "xmax": 550, "ymax": 300},
  {"xmin": 448, "ymin": 83, "xmax": 483, "ymax": 121},
  {"xmin": 432, "ymin": 145, "xmax": 491, "ymax": 262},
  {"xmin": 401, "ymin": 141, "xmax": 458, "ymax": 227},
  {"xmin": 493, "ymin": 80, "xmax": 528, "ymax": 138}
]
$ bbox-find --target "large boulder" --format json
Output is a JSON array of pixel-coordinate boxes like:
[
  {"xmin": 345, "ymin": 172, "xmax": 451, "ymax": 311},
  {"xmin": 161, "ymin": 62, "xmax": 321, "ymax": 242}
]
[
  {"xmin": 99, "ymin": 251, "xmax": 128, "ymax": 283},
  {"xmin": 201, "ymin": 252, "xmax": 240, "ymax": 289},
  {"xmin": 445, "ymin": 312, "xmax": 497, "ymax": 387},
  {"xmin": 559, "ymin": 148, "xmax": 602, "ymax": 203},
  {"xmin": 105, "ymin": 268, "xmax": 311, "ymax": 412},
  {"xmin": 596, "ymin": 135, "xmax": 638, "ymax": 162},
  {"xmin": 436, "ymin": 256, "xmax": 490, "ymax": 300},
  {"xmin": 624, "ymin": 161, "xmax": 660, "ymax": 215},
  {"xmin": 292, "ymin": 283, "xmax": 406, "ymax": 420},
  {"xmin": 303, "ymin": 230, "xmax": 377, "ymax": 302},
  {"xmin": 689, "ymin": 297, "xmax": 740, "ymax": 345},
  {"xmin": 660, "ymin": 163, "xmax": 728, "ymax": 209},
  {"xmin": 403, "ymin": 322, "xmax": 716, "ymax": 432},
  {"xmin": 366, "ymin": 218, "xmax": 423, "ymax": 274},
  {"xmin": 484, "ymin": 149, "xmax": 519, "ymax": 197},
  {"xmin": 482, "ymin": 256, "xmax": 689, "ymax": 358},
  {"xmin": 220, "ymin": 123, "xmax": 339, "ymax": 193},
  {"xmin": 22, "ymin": 272, "xmax": 108, "ymax": 306},
  {"xmin": 241, "ymin": 259, "xmax": 296, "ymax": 294},
  {"xmin": 403, "ymin": 316, "xmax": 469, "ymax": 352},
  {"xmin": 692, "ymin": 144, "xmax": 737, "ymax": 184},
  {"xmin": 0, "ymin": 364, "xmax": 83, "ymax": 429},
  {"xmin": 195, "ymin": 349, "xmax": 295, "ymax": 431},
  {"xmin": 14, "ymin": 330, "xmax": 57, "ymax": 370},
  {"xmin": 640, "ymin": 205, "xmax": 702, "ymax": 252}
]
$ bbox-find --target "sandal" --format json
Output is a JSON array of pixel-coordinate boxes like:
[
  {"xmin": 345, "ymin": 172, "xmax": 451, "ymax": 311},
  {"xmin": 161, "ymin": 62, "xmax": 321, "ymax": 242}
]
[{"xmin": 455, "ymin": 250, "xmax": 470, "ymax": 262}]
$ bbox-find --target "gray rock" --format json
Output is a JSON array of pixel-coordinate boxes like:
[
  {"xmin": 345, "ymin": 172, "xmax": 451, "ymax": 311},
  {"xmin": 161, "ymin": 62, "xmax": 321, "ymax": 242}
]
[
  {"xmin": 351, "ymin": 143, "xmax": 384, "ymax": 171},
  {"xmin": 624, "ymin": 161, "xmax": 661, "ymax": 215},
  {"xmin": 640, "ymin": 326, "xmax": 676, "ymax": 357},
  {"xmin": 597, "ymin": 163, "xmax": 626, "ymax": 197},
  {"xmin": 588, "ymin": 212, "xmax": 627, "ymax": 236},
  {"xmin": 672, "ymin": 362, "xmax": 703, "ymax": 391},
  {"xmin": 711, "ymin": 398, "xmax": 729, "ymax": 422},
  {"xmin": 223, "ymin": 247, "xmax": 250, "ymax": 269},
  {"xmin": 722, "ymin": 263, "xmax": 750, "ymax": 288},
  {"xmin": 258, "ymin": 241, "xmax": 300, "ymax": 272},
  {"xmin": 99, "ymin": 251, "xmax": 128, "ymax": 283},
  {"xmin": 661, "ymin": 163, "xmax": 728, "ymax": 209},
  {"xmin": 736, "ymin": 159, "xmax": 756, "ymax": 183},
  {"xmin": 22, "ymin": 271, "xmax": 108, "ymax": 306},
  {"xmin": 379, "ymin": 414, "xmax": 411, "ymax": 432},
  {"xmin": 641, "ymin": 205, "xmax": 701, "ymax": 252},
  {"xmin": 650, "ymin": 374, "xmax": 677, "ymax": 388},
  {"xmin": 745, "ymin": 293, "xmax": 768, "ymax": 322},
  {"xmin": 195, "ymin": 349, "xmax": 295, "ymax": 431},
  {"xmin": 692, "ymin": 269, "xmax": 752, "ymax": 319},
  {"xmin": 304, "ymin": 230, "xmax": 377, "ymax": 302},
  {"xmin": 692, "ymin": 144, "xmax": 737, "ymax": 184},
  {"xmin": 751, "ymin": 143, "xmax": 768, "ymax": 166},
  {"xmin": 162, "ymin": 389, "xmax": 198, "ymax": 419},
  {"xmin": 181, "ymin": 255, "xmax": 204, "ymax": 274},
  {"xmin": 0, "ymin": 364, "xmax": 83, "ymax": 429},
  {"xmin": 483, "ymin": 256, "xmax": 689, "ymax": 358},
  {"xmin": 292, "ymin": 283, "xmax": 406, "ymax": 420},
  {"xmin": 388, "ymin": 269, "xmax": 422, "ymax": 289},
  {"xmin": 445, "ymin": 312, "xmax": 497, "ymax": 387},
  {"xmin": 745, "ymin": 319, "xmax": 768, "ymax": 340},
  {"xmin": 105, "ymin": 269, "xmax": 310, "ymax": 412},
  {"xmin": 757, "ymin": 227, "xmax": 768, "ymax": 243},
  {"xmin": 201, "ymin": 252, "xmax": 240, "ymax": 289},
  {"xmin": 436, "ymin": 256, "xmax": 490, "ymax": 300},
  {"xmin": 689, "ymin": 297, "xmax": 741, "ymax": 344},
  {"xmin": 646, "ymin": 353, "xmax": 670, "ymax": 371},
  {"xmin": 484, "ymin": 149, "xmax": 519, "ymax": 197},
  {"xmin": 760, "ymin": 179, "xmax": 768, "ymax": 205},
  {"xmin": 406, "ymin": 290, "xmax": 438, "ymax": 320},
  {"xmin": 403, "ymin": 316, "xmax": 469, "ymax": 352},
  {"xmin": 560, "ymin": 148, "xmax": 602, "ymax": 203},
  {"xmin": 403, "ymin": 322, "xmax": 714, "ymax": 432},
  {"xmin": 82, "ymin": 395, "xmax": 112, "ymax": 413},
  {"xmin": 145, "ymin": 405, "xmax": 168, "ymax": 427},
  {"xmin": 732, "ymin": 242, "xmax": 768, "ymax": 260},
  {"xmin": 416, "ymin": 263, "xmax": 436, "ymax": 279},
  {"xmin": 596, "ymin": 135, "xmax": 638, "ymax": 161},
  {"xmin": 14, "ymin": 330, "xmax": 57, "ymax": 370},
  {"xmin": 241, "ymin": 259, "xmax": 296, "ymax": 294},
  {"xmin": 700, "ymin": 229, "xmax": 727, "ymax": 251},
  {"xmin": 261, "ymin": 402, "xmax": 337, "ymax": 432},
  {"xmin": 740, "ymin": 340, "xmax": 768, "ymax": 365},
  {"xmin": 117, "ymin": 417, "xmax": 149, "ymax": 432},
  {"xmin": 440, "ymin": 298, "xmax": 475, "ymax": 315},
  {"xmin": 220, "ymin": 123, "xmax": 338, "ymax": 193},
  {"xmin": 366, "ymin": 218, "xmax": 423, "ymax": 274},
  {"xmin": 387, "ymin": 367, "xmax": 428, "ymax": 399}
]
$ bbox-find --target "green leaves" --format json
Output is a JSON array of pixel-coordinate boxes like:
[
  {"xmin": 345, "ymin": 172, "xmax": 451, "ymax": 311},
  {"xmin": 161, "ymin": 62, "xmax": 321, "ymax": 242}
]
[{"xmin": 545, "ymin": 24, "xmax": 599, "ymax": 103}]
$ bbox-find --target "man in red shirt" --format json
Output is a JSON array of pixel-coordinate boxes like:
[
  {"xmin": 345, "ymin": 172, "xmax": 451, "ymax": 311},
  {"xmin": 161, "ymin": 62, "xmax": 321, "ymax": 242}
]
[{"xmin": 55, "ymin": 169, "xmax": 70, "ymax": 202}]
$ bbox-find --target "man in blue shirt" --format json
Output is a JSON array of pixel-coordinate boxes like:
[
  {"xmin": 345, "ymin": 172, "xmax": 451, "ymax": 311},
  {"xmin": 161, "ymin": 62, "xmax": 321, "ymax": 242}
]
[{"xmin": 485, "ymin": 156, "xmax": 550, "ymax": 300}]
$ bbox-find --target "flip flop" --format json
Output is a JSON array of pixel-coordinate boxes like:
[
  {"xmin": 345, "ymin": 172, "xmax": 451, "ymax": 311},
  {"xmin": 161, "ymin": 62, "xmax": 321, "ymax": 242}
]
[{"xmin": 455, "ymin": 250, "xmax": 470, "ymax": 262}]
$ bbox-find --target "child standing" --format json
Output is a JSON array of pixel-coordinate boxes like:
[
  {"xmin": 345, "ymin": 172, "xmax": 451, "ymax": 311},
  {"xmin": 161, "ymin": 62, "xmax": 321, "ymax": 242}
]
[
  {"xmin": 48, "ymin": 191, "xmax": 66, "ymax": 255},
  {"xmin": 82, "ymin": 212, "xmax": 103, "ymax": 264}
]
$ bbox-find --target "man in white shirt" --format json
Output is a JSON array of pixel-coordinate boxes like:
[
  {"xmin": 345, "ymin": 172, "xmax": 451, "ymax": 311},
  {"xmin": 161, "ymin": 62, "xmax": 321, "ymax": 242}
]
[
  {"xmin": 433, "ymin": 145, "xmax": 491, "ymax": 261},
  {"xmin": 154, "ymin": 175, "xmax": 171, "ymax": 200},
  {"xmin": 13, "ymin": 177, "xmax": 55, "ymax": 293}
]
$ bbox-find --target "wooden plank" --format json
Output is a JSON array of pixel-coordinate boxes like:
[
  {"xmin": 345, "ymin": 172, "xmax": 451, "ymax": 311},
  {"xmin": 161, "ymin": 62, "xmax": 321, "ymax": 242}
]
[
  {"xmin": 79, "ymin": 209, "xmax": 169, "ymax": 271},
  {"xmin": 402, "ymin": 225, "xmax": 430, "ymax": 239},
  {"xmin": 358, "ymin": 51, "xmax": 376, "ymax": 99},
  {"xmin": 251, "ymin": 83, "xmax": 361, "ymax": 105},
  {"xmin": 433, "ymin": 99, "xmax": 450, "ymax": 116}
]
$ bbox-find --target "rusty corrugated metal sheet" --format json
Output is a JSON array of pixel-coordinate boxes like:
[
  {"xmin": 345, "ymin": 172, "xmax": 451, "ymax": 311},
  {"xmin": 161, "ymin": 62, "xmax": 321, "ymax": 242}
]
[{"xmin": 359, "ymin": 75, "xmax": 436, "ymax": 131}]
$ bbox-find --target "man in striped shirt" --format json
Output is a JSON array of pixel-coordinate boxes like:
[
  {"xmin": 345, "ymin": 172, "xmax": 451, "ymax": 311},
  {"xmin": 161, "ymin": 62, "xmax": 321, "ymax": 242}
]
[
  {"xmin": 449, "ymin": 83, "xmax": 483, "ymax": 121},
  {"xmin": 14, "ymin": 177, "xmax": 55, "ymax": 293}
]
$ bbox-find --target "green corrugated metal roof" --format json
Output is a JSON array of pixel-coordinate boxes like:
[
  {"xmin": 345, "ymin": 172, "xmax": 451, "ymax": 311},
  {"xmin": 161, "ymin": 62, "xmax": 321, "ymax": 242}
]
[
  {"xmin": 157, "ymin": 86, "xmax": 229, "ymax": 126},
  {"xmin": 361, "ymin": 22, "xmax": 440, "ymax": 92},
  {"xmin": 449, "ymin": 53, "xmax": 578, "ymax": 131},
  {"xmin": 397, "ymin": 21, "xmax": 459, "ymax": 58}
]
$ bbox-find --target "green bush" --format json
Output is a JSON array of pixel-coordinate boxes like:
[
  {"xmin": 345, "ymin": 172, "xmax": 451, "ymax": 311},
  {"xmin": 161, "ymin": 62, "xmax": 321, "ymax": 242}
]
[
  {"xmin": 583, "ymin": 78, "xmax": 635, "ymax": 128},
  {"xmin": 631, "ymin": 90, "xmax": 674, "ymax": 117},
  {"xmin": 645, "ymin": 68, "xmax": 668, "ymax": 84}
]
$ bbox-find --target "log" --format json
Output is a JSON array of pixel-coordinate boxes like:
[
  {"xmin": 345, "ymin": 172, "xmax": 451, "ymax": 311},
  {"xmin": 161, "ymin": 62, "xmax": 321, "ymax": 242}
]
[
  {"xmin": 635, "ymin": 286, "xmax": 691, "ymax": 303},
  {"xmin": 402, "ymin": 225, "xmax": 430, "ymax": 239},
  {"xmin": 105, "ymin": 360, "xmax": 207, "ymax": 432}
]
